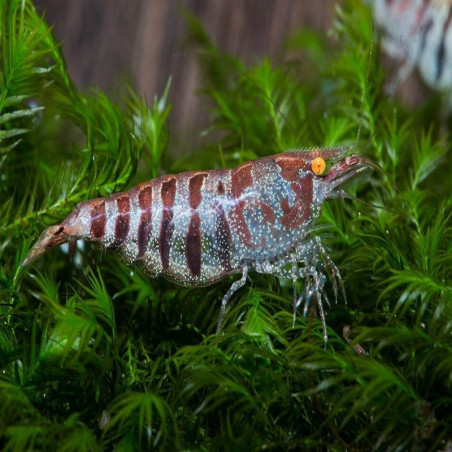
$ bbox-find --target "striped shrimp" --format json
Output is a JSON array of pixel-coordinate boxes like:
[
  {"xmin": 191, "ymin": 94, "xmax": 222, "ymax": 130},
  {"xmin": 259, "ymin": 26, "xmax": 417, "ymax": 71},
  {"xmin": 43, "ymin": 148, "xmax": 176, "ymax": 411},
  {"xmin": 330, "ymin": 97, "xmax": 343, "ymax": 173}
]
[
  {"xmin": 23, "ymin": 148, "xmax": 372, "ymax": 343},
  {"xmin": 371, "ymin": 0, "xmax": 452, "ymax": 95}
]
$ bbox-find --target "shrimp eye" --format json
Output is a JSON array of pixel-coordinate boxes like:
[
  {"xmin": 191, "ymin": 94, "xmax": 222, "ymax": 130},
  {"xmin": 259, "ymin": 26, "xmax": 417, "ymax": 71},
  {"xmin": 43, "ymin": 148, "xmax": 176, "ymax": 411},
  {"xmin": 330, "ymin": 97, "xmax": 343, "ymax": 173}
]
[{"xmin": 311, "ymin": 157, "xmax": 326, "ymax": 175}]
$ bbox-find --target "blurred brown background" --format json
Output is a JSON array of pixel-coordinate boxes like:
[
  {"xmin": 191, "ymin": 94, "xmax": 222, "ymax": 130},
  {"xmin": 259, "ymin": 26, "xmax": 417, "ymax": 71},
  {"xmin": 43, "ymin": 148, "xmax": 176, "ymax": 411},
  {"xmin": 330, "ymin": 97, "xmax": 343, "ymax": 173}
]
[{"xmin": 34, "ymin": 0, "xmax": 334, "ymax": 137}]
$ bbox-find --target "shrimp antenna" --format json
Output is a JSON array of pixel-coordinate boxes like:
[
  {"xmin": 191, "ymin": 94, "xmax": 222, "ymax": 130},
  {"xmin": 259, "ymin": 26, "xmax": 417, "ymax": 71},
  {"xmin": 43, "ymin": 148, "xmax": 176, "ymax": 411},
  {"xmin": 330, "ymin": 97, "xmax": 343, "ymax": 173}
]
[
  {"xmin": 358, "ymin": 130, "xmax": 376, "ymax": 158},
  {"xmin": 353, "ymin": 26, "xmax": 400, "ymax": 197},
  {"xmin": 362, "ymin": 155, "xmax": 401, "ymax": 195},
  {"xmin": 338, "ymin": 191, "xmax": 400, "ymax": 215}
]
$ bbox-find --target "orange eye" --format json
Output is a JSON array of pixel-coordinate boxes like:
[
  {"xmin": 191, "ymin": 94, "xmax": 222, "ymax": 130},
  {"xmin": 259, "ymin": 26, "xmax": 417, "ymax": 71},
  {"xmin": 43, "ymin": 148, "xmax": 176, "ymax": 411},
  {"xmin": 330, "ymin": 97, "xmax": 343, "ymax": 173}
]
[{"xmin": 311, "ymin": 157, "xmax": 326, "ymax": 175}]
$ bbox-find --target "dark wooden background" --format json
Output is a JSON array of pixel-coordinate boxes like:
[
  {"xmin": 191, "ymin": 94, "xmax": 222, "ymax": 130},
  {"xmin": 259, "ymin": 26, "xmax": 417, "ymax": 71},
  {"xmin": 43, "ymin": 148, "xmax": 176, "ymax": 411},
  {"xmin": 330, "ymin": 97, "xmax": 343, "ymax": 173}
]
[{"xmin": 34, "ymin": 0, "xmax": 334, "ymax": 136}]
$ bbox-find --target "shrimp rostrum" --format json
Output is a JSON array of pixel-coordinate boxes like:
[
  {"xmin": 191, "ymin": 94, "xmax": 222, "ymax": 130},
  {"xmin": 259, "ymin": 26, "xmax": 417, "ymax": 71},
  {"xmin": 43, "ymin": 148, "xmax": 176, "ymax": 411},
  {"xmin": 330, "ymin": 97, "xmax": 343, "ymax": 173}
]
[{"xmin": 24, "ymin": 148, "xmax": 372, "ymax": 343}]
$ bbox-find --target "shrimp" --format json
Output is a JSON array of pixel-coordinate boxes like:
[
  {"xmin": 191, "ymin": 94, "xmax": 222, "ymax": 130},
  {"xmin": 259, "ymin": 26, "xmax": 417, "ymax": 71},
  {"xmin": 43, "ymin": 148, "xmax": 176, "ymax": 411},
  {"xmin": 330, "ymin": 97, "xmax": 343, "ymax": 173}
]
[{"xmin": 23, "ymin": 148, "xmax": 372, "ymax": 343}]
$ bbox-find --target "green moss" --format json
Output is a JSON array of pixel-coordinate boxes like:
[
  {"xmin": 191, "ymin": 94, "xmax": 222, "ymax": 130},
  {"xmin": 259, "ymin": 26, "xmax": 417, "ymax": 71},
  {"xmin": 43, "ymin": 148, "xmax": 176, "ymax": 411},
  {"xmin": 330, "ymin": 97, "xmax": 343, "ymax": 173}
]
[{"xmin": 0, "ymin": 0, "xmax": 451, "ymax": 450}]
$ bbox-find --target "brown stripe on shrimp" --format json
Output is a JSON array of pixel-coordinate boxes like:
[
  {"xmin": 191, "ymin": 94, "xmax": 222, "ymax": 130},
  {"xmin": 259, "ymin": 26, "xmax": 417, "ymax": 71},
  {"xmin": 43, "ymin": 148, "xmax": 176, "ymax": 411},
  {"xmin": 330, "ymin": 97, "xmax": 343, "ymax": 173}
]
[
  {"xmin": 159, "ymin": 177, "xmax": 177, "ymax": 272},
  {"xmin": 275, "ymin": 154, "xmax": 305, "ymax": 181},
  {"xmin": 90, "ymin": 200, "xmax": 106, "ymax": 240},
  {"xmin": 137, "ymin": 184, "xmax": 153, "ymax": 259},
  {"xmin": 231, "ymin": 161, "xmax": 253, "ymax": 198},
  {"xmin": 185, "ymin": 172, "xmax": 207, "ymax": 277},
  {"xmin": 188, "ymin": 172, "xmax": 207, "ymax": 209},
  {"xmin": 280, "ymin": 175, "xmax": 313, "ymax": 231},
  {"xmin": 229, "ymin": 162, "xmax": 254, "ymax": 247},
  {"xmin": 108, "ymin": 193, "xmax": 130, "ymax": 248},
  {"xmin": 186, "ymin": 214, "xmax": 202, "ymax": 277}
]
